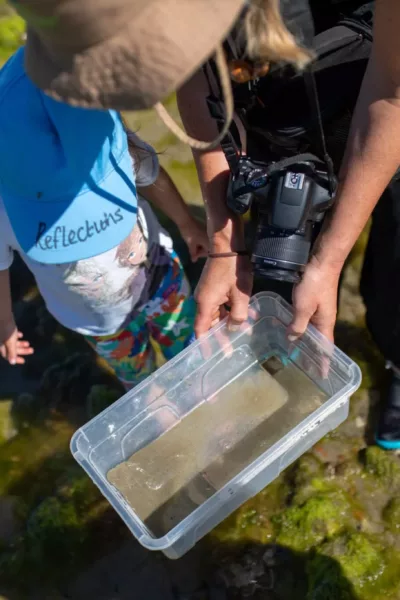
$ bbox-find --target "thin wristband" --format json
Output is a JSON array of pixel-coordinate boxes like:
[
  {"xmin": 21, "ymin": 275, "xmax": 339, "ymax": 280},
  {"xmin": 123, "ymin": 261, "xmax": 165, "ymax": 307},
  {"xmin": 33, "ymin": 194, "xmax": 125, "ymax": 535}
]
[{"xmin": 208, "ymin": 250, "xmax": 249, "ymax": 258}]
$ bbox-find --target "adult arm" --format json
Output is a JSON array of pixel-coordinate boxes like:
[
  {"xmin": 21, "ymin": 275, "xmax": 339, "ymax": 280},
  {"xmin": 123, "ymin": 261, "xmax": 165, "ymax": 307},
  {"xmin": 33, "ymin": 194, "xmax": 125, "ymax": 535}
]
[
  {"xmin": 177, "ymin": 69, "xmax": 253, "ymax": 336},
  {"xmin": 289, "ymin": 0, "xmax": 400, "ymax": 341}
]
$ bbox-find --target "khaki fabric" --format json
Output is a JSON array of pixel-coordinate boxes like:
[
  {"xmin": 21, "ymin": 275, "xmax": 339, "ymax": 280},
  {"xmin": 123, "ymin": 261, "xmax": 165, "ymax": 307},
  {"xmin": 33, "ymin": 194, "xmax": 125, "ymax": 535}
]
[{"xmin": 12, "ymin": 0, "xmax": 245, "ymax": 109}]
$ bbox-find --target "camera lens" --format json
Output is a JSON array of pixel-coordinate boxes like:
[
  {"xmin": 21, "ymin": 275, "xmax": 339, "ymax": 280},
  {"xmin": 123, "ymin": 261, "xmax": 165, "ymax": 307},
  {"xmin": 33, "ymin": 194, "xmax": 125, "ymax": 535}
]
[{"xmin": 251, "ymin": 221, "xmax": 312, "ymax": 283}]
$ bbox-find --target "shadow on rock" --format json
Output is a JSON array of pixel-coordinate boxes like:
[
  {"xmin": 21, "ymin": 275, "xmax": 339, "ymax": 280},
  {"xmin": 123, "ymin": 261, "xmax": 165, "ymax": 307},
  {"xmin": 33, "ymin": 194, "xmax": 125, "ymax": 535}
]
[{"xmin": 204, "ymin": 541, "xmax": 358, "ymax": 600}]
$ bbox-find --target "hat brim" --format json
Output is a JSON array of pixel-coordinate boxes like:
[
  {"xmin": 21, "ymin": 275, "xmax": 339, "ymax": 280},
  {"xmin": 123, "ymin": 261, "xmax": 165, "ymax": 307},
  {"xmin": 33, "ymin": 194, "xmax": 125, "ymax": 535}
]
[
  {"xmin": 3, "ymin": 150, "xmax": 138, "ymax": 265},
  {"xmin": 24, "ymin": 0, "xmax": 245, "ymax": 111}
]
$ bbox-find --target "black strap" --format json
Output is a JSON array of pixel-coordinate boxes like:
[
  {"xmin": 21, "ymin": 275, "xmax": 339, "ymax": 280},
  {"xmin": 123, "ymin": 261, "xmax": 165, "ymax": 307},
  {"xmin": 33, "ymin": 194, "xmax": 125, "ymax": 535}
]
[
  {"xmin": 204, "ymin": 60, "xmax": 337, "ymax": 194},
  {"xmin": 265, "ymin": 152, "xmax": 323, "ymax": 176},
  {"xmin": 205, "ymin": 93, "xmax": 240, "ymax": 173},
  {"xmin": 303, "ymin": 67, "xmax": 336, "ymax": 196},
  {"xmin": 204, "ymin": 60, "xmax": 241, "ymax": 173}
]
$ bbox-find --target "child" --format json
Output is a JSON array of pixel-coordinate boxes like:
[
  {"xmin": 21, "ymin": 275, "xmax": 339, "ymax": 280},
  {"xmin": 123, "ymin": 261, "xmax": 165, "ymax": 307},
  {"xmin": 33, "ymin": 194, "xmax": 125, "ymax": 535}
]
[{"xmin": 0, "ymin": 48, "xmax": 208, "ymax": 389}]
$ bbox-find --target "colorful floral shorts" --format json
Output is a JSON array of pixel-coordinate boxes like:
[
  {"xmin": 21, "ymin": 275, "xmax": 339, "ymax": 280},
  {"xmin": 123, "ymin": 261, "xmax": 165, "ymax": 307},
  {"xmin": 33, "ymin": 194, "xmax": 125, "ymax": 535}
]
[{"xmin": 86, "ymin": 252, "xmax": 196, "ymax": 389}]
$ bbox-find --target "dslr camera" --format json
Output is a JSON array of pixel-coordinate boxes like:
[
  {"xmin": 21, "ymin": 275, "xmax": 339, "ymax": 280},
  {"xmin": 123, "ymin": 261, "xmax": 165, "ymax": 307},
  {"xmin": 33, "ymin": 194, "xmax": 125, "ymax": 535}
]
[{"xmin": 227, "ymin": 156, "xmax": 336, "ymax": 284}]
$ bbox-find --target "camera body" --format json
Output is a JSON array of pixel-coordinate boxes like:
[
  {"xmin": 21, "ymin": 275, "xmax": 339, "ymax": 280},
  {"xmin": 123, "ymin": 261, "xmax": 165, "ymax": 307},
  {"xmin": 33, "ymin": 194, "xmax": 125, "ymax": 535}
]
[{"xmin": 227, "ymin": 156, "xmax": 335, "ymax": 283}]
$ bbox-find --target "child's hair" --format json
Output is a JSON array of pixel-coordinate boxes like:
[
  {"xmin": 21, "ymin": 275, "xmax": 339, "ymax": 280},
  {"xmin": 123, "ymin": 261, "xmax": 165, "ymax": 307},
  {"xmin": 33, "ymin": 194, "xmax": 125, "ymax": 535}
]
[
  {"xmin": 120, "ymin": 114, "xmax": 138, "ymax": 154},
  {"xmin": 120, "ymin": 114, "xmax": 159, "ymax": 178},
  {"xmin": 120, "ymin": 114, "xmax": 130, "ymax": 132},
  {"xmin": 244, "ymin": 0, "xmax": 314, "ymax": 69},
  {"xmin": 120, "ymin": 114, "xmax": 141, "ymax": 173}
]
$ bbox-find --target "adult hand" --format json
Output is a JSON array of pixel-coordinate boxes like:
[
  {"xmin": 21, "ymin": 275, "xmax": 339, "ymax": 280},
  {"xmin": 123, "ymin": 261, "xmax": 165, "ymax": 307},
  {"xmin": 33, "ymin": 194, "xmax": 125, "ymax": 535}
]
[
  {"xmin": 0, "ymin": 319, "xmax": 34, "ymax": 365},
  {"xmin": 194, "ymin": 255, "xmax": 253, "ymax": 337},
  {"xmin": 288, "ymin": 256, "xmax": 341, "ymax": 343}
]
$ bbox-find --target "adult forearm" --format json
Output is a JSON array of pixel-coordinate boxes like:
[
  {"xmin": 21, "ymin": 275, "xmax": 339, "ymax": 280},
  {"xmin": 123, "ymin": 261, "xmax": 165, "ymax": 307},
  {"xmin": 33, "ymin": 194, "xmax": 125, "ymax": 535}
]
[
  {"xmin": 191, "ymin": 148, "xmax": 245, "ymax": 252},
  {"xmin": 314, "ymin": 55, "xmax": 400, "ymax": 271},
  {"xmin": 177, "ymin": 70, "xmax": 245, "ymax": 252}
]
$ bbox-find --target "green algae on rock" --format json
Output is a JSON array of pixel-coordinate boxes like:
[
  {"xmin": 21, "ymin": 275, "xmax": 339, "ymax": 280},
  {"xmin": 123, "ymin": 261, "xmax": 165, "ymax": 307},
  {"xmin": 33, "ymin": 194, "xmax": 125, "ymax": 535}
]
[
  {"xmin": 1, "ymin": 497, "xmax": 73, "ymax": 574},
  {"xmin": 364, "ymin": 446, "xmax": 400, "ymax": 490},
  {"xmin": 307, "ymin": 532, "xmax": 400, "ymax": 600},
  {"xmin": 274, "ymin": 490, "xmax": 354, "ymax": 553},
  {"xmin": 1, "ymin": 496, "xmax": 90, "ymax": 586},
  {"xmin": 291, "ymin": 475, "xmax": 338, "ymax": 508},
  {"xmin": 27, "ymin": 495, "xmax": 86, "ymax": 558},
  {"xmin": 290, "ymin": 454, "xmax": 335, "ymax": 507},
  {"xmin": 58, "ymin": 466, "xmax": 102, "ymax": 510},
  {"xmin": 293, "ymin": 454, "xmax": 323, "ymax": 487},
  {"xmin": 382, "ymin": 498, "xmax": 400, "ymax": 531},
  {"xmin": 209, "ymin": 478, "xmax": 289, "ymax": 545},
  {"xmin": 0, "ymin": 466, "xmax": 110, "ymax": 587},
  {"xmin": 0, "ymin": 420, "xmax": 74, "ymax": 502}
]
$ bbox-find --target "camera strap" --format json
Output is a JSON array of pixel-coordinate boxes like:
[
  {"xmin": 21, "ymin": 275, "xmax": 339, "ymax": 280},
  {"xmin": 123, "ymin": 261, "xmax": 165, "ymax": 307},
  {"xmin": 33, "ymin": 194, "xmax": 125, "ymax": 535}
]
[
  {"xmin": 205, "ymin": 57, "xmax": 337, "ymax": 198},
  {"xmin": 204, "ymin": 61, "xmax": 242, "ymax": 172},
  {"xmin": 303, "ymin": 67, "xmax": 336, "ymax": 196}
]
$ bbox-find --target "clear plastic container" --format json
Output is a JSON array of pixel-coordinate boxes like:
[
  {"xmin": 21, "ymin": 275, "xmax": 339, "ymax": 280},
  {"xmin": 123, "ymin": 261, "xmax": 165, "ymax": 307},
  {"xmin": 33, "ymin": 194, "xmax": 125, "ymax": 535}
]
[{"xmin": 71, "ymin": 292, "xmax": 361, "ymax": 559}]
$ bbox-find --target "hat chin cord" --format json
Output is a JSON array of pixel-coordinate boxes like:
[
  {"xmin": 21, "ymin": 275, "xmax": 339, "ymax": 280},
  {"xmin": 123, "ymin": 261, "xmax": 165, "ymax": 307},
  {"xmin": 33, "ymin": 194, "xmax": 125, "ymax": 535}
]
[{"xmin": 154, "ymin": 44, "xmax": 234, "ymax": 151}]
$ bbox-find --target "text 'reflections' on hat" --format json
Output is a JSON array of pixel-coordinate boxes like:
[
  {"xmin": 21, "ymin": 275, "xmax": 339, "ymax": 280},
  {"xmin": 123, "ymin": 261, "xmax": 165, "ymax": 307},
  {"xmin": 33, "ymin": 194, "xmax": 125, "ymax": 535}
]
[
  {"xmin": 9, "ymin": 0, "xmax": 245, "ymax": 111},
  {"xmin": 0, "ymin": 47, "xmax": 138, "ymax": 265}
]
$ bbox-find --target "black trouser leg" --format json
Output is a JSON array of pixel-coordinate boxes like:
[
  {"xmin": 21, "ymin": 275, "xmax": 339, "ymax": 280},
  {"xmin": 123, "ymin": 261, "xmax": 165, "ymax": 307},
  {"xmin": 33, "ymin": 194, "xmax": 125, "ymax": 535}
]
[
  {"xmin": 360, "ymin": 181, "xmax": 400, "ymax": 366},
  {"xmin": 252, "ymin": 275, "xmax": 293, "ymax": 304}
]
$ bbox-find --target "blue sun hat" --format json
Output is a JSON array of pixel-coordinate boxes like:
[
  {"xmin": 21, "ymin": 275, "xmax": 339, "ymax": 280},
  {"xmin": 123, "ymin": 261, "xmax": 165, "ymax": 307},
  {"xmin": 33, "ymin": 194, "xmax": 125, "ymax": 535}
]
[{"xmin": 0, "ymin": 47, "xmax": 137, "ymax": 264}]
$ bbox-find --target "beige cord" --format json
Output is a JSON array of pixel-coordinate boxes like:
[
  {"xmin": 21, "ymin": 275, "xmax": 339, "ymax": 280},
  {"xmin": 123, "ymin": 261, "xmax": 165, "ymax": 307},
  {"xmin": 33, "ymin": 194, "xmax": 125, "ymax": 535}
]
[{"xmin": 154, "ymin": 44, "xmax": 234, "ymax": 150}]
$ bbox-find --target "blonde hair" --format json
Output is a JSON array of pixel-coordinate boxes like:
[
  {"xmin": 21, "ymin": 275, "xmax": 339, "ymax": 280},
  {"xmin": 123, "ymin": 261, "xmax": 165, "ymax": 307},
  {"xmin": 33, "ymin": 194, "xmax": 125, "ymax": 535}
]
[
  {"xmin": 154, "ymin": 1, "xmax": 314, "ymax": 150},
  {"xmin": 244, "ymin": 0, "xmax": 314, "ymax": 70}
]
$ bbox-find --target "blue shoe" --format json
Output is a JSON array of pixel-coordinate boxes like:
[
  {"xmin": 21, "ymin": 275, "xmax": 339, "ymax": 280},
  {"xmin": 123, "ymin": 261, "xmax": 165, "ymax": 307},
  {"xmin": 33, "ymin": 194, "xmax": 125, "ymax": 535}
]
[{"xmin": 376, "ymin": 372, "xmax": 400, "ymax": 450}]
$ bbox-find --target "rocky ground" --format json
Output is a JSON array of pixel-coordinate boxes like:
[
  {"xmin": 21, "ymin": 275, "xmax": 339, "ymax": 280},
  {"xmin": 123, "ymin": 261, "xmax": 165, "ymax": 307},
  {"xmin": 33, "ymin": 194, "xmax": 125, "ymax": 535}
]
[{"xmin": 1, "ymin": 9, "xmax": 400, "ymax": 600}]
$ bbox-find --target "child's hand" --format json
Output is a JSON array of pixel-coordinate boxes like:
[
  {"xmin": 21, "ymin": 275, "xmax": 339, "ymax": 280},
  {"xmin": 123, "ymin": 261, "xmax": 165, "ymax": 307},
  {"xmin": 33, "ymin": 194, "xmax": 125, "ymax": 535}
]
[
  {"xmin": 0, "ymin": 320, "xmax": 34, "ymax": 365},
  {"xmin": 180, "ymin": 218, "xmax": 209, "ymax": 262}
]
